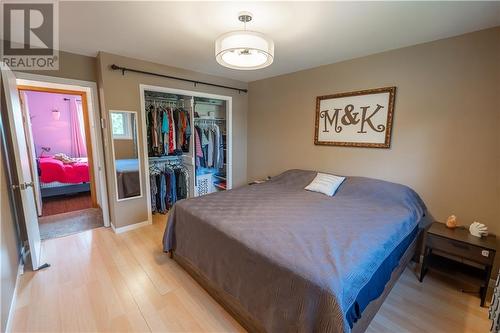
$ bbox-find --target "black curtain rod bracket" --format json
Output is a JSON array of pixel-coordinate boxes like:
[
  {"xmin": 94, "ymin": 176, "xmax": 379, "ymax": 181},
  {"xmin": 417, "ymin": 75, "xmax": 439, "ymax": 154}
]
[{"xmin": 110, "ymin": 64, "xmax": 247, "ymax": 94}]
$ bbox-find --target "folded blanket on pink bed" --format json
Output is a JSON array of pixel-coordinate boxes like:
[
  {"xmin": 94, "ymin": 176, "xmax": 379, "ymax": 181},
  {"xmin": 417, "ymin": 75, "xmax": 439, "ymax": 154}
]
[{"xmin": 39, "ymin": 156, "xmax": 90, "ymax": 184}]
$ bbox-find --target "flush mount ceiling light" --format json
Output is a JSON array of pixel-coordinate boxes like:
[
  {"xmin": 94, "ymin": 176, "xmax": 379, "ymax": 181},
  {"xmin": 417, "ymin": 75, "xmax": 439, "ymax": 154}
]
[{"xmin": 215, "ymin": 12, "xmax": 274, "ymax": 70}]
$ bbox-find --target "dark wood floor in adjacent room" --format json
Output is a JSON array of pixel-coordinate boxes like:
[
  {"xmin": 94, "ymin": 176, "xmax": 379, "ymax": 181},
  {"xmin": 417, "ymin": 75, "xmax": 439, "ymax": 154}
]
[{"xmin": 41, "ymin": 192, "xmax": 92, "ymax": 216}]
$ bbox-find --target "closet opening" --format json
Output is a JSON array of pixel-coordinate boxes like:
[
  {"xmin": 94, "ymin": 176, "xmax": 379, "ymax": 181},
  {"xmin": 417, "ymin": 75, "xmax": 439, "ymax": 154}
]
[
  {"xmin": 193, "ymin": 97, "xmax": 228, "ymax": 195},
  {"xmin": 140, "ymin": 85, "xmax": 232, "ymax": 223},
  {"xmin": 144, "ymin": 90, "xmax": 193, "ymax": 217},
  {"xmin": 17, "ymin": 85, "xmax": 104, "ymax": 240}
]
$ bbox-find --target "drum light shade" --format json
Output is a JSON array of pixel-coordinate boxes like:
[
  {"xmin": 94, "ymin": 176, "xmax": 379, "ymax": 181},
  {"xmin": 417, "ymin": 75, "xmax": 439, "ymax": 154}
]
[{"xmin": 215, "ymin": 30, "xmax": 274, "ymax": 70}]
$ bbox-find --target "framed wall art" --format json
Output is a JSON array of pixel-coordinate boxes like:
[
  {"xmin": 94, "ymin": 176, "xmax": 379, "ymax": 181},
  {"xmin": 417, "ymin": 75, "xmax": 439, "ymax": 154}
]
[{"xmin": 314, "ymin": 86, "xmax": 396, "ymax": 148}]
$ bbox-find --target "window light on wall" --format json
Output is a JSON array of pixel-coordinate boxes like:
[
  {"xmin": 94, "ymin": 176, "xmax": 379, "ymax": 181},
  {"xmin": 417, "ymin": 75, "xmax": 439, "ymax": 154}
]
[{"xmin": 52, "ymin": 109, "xmax": 60, "ymax": 120}]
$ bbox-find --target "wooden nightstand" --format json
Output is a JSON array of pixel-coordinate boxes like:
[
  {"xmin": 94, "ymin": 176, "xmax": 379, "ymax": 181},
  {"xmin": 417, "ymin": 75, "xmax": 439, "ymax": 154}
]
[{"xmin": 419, "ymin": 222, "xmax": 497, "ymax": 307}]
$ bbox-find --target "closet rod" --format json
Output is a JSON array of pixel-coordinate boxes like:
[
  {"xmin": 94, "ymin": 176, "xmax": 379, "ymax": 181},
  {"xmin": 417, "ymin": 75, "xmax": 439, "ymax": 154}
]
[
  {"xmin": 145, "ymin": 97, "xmax": 190, "ymax": 107},
  {"xmin": 110, "ymin": 64, "xmax": 248, "ymax": 94}
]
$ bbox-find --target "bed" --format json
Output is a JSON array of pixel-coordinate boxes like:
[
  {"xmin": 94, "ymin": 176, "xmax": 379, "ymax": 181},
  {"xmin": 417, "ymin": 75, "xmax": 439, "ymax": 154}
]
[
  {"xmin": 163, "ymin": 169, "xmax": 430, "ymax": 333},
  {"xmin": 38, "ymin": 156, "xmax": 90, "ymax": 197},
  {"xmin": 115, "ymin": 159, "xmax": 141, "ymax": 198}
]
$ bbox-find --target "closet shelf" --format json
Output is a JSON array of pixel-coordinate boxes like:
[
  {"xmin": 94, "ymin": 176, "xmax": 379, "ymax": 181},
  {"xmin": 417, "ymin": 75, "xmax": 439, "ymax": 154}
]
[
  {"xmin": 149, "ymin": 156, "xmax": 183, "ymax": 162},
  {"xmin": 214, "ymin": 183, "xmax": 227, "ymax": 191},
  {"xmin": 194, "ymin": 117, "xmax": 225, "ymax": 121},
  {"xmin": 213, "ymin": 174, "xmax": 226, "ymax": 181}
]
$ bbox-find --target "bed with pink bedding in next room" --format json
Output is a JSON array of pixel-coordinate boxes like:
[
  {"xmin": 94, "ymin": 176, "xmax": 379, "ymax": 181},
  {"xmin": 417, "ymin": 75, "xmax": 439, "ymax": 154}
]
[{"xmin": 38, "ymin": 156, "xmax": 91, "ymax": 197}]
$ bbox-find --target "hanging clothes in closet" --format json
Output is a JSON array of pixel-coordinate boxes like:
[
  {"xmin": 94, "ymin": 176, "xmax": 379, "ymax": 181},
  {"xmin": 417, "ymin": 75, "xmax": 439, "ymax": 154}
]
[
  {"xmin": 149, "ymin": 161, "xmax": 189, "ymax": 214},
  {"xmin": 194, "ymin": 121, "xmax": 224, "ymax": 169},
  {"xmin": 146, "ymin": 103, "xmax": 191, "ymax": 157}
]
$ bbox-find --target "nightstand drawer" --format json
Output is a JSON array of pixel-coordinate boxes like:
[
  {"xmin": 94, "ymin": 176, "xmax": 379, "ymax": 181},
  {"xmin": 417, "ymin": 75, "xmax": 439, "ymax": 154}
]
[{"xmin": 427, "ymin": 234, "xmax": 494, "ymax": 265}]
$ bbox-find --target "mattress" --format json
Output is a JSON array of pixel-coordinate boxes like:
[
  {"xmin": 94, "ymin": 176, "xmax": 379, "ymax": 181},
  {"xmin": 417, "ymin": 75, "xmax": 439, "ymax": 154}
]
[
  {"xmin": 38, "ymin": 156, "xmax": 89, "ymax": 184},
  {"xmin": 40, "ymin": 181, "xmax": 76, "ymax": 189},
  {"xmin": 346, "ymin": 224, "xmax": 419, "ymax": 327},
  {"xmin": 164, "ymin": 169, "xmax": 428, "ymax": 333},
  {"xmin": 115, "ymin": 159, "xmax": 140, "ymax": 173},
  {"xmin": 115, "ymin": 159, "xmax": 140, "ymax": 198},
  {"xmin": 39, "ymin": 181, "xmax": 90, "ymax": 198}
]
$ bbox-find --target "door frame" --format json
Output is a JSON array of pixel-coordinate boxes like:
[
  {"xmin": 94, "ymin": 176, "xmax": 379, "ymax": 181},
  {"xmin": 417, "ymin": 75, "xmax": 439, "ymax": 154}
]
[
  {"xmin": 17, "ymin": 85, "xmax": 98, "ymax": 208},
  {"xmin": 14, "ymin": 72, "xmax": 110, "ymax": 227},
  {"xmin": 139, "ymin": 84, "xmax": 233, "ymax": 225}
]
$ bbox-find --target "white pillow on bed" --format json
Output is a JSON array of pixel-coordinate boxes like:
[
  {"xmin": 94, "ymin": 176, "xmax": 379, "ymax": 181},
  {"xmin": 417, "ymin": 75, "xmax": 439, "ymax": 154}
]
[{"xmin": 305, "ymin": 172, "xmax": 345, "ymax": 196}]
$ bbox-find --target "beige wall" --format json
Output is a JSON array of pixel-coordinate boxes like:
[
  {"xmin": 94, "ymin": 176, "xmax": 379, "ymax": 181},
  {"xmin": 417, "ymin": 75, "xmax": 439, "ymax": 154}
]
[
  {"xmin": 23, "ymin": 50, "xmax": 98, "ymax": 82},
  {"xmin": 97, "ymin": 52, "xmax": 248, "ymax": 228},
  {"xmin": 248, "ymin": 28, "xmax": 500, "ymax": 234},
  {"xmin": 0, "ymin": 148, "xmax": 19, "ymax": 333},
  {"xmin": 0, "ymin": 40, "xmax": 97, "ymax": 82},
  {"xmin": 113, "ymin": 139, "xmax": 135, "ymax": 160},
  {"xmin": 0, "ymin": 113, "xmax": 21, "ymax": 332}
]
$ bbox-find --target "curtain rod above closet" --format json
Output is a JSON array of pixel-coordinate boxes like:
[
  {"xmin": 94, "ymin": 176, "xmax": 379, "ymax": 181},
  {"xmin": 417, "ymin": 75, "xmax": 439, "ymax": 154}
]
[{"xmin": 110, "ymin": 64, "xmax": 248, "ymax": 94}]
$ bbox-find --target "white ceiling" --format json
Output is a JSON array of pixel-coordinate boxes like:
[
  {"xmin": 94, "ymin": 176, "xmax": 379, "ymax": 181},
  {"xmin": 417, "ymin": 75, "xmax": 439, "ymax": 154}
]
[{"xmin": 59, "ymin": 1, "xmax": 500, "ymax": 83}]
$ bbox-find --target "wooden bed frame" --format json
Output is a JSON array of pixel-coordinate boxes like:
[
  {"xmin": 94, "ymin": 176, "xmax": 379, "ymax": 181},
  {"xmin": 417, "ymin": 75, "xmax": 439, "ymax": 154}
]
[{"xmin": 169, "ymin": 228, "xmax": 426, "ymax": 333}]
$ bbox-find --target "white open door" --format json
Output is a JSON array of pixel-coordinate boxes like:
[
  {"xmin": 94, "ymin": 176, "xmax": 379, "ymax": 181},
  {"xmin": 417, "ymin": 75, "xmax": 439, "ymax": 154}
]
[
  {"xmin": 1, "ymin": 63, "xmax": 43, "ymax": 270},
  {"xmin": 19, "ymin": 91, "xmax": 43, "ymax": 216}
]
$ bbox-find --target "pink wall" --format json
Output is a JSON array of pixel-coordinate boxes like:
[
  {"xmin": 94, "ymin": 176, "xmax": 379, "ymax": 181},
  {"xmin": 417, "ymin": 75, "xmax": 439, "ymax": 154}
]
[{"xmin": 25, "ymin": 91, "xmax": 87, "ymax": 157}]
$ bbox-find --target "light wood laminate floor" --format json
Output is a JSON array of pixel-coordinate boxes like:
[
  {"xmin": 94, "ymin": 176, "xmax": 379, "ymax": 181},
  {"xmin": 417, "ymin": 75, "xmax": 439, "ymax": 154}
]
[{"xmin": 11, "ymin": 215, "xmax": 490, "ymax": 333}]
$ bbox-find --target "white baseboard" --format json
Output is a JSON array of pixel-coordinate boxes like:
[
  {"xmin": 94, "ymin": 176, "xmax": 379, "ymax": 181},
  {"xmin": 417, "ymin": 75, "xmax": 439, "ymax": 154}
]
[
  {"xmin": 111, "ymin": 220, "xmax": 151, "ymax": 234},
  {"xmin": 5, "ymin": 262, "xmax": 23, "ymax": 333}
]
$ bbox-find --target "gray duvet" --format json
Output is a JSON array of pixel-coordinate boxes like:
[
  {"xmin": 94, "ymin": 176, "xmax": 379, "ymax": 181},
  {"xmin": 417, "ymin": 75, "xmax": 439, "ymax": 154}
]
[{"xmin": 163, "ymin": 169, "xmax": 427, "ymax": 333}]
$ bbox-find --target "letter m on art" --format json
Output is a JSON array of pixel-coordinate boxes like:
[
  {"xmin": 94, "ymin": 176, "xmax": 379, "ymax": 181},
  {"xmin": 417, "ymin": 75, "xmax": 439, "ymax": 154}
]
[{"xmin": 320, "ymin": 109, "xmax": 342, "ymax": 133}]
